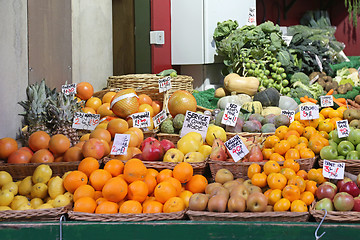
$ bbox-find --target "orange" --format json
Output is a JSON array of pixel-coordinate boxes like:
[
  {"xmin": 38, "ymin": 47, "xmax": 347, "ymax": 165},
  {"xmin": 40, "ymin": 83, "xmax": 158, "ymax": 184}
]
[
  {"xmin": 264, "ymin": 135, "xmax": 280, "ymax": 148},
  {"xmin": 291, "ymin": 199, "xmax": 308, "ymax": 212},
  {"xmin": 104, "ymin": 159, "xmax": 124, "ymax": 177},
  {"xmin": 298, "ymin": 137, "xmax": 308, "ymax": 145},
  {"xmin": 76, "ymin": 82, "xmax": 94, "ymax": 101},
  {"xmin": 82, "ymin": 107, "xmax": 96, "ymax": 114},
  {"xmin": 284, "ymin": 130, "xmax": 300, "ymax": 139},
  {"xmin": 179, "ymin": 190, "xmax": 193, "ymax": 208},
  {"xmin": 302, "ymin": 126, "xmax": 317, "ymax": 140},
  {"xmin": 142, "ymin": 200, "xmax": 163, "ymax": 213},
  {"xmin": 247, "ymin": 163, "xmax": 261, "ymax": 179},
  {"xmin": 96, "ymin": 197, "xmax": 108, "ymax": 206},
  {"xmin": 288, "ymin": 176, "xmax": 306, "ymax": 192},
  {"xmin": 89, "ymin": 128, "xmax": 112, "ymax": 143},
  {"xmin": 305, "ymin": 180, "xmax": 318, "ymax": 195},
  {"xmin": 146, "ymin": 168, "xmax": 159, "ymax": 179},
  {"xmin": 268, "ymin": 189, "xmax": 282, "ymax": 206},
  {"xmin": 264, "ymin": 189, "xmax": 272, "ymax": 198},
  {"xmin": 295, "ymin": 143, "xmax": 307, "ymax": 152},
  {"xmin": 154, "ymin": 181, "xmax": 177, "ymax": 203},
  {"xmin": 288, "ymin": 121, "xmax": 304, "ymax": 135},
  {"xmin": 308, "ymin": 168, "xmax": 325, "ymax": 184},
  {"xmin": 80, "ymin": 134, "xmax": 90, "ymax": 142},
  {"xmin": 273, "ymin": 140, "xmax": 291, "ymax": 155},
  {"xmin": 123, "ymin": 130, "xmax": 141, "ymax": 148},
  {"xmin": 284, "ymin": 149, "xmax": 300, "ymax": 160},
  {"xmin": 330, "ymin": 117, "xmax": 342, "ymax": 128},
  {"xmin": 275, "ymin": 126, "xmax": 288, "ymax": 140},
  {"xmin": 128, "ymin": 127, "xmax": 144, "ymax": 144},
  {"xmin": 102, "ymin": 177, "xmax": 128, "ymax": 202},
  {"xmin": 263, "ymin": 160, "xmax": 281, "ymax": 175},
  {"xmin": 173, "ymin": 162, "xmax": 193, "ymax": 183},
  {"xmin": 63, "ymin": 171, "xmax": 88, "ymax": 193},
  {"xmin": 95, "ymin": 200, "xmax": 119, "ymax": 214},
  {"xmin": 78, "ymin": 157, "xmax": 100, "ymax": 177},
  {"xmin": 185, "ymin": 175, "xmax": 208, "ymax": 193},
  {"xmin": 0, "ymin": 137, "xmax": 20, "ymax": 159},
  {"xmin": 267, "ymin": 173, "xmax": 287, "ymax": 190},
  {"xmin": 294, "ymin": 112, "xmax": 301, "ymax": 122},
  {"xmin": 251, "ymin": 172, "xmax": 267, "ymax": 188},
  {"xmin": 151, "ymin": 101, "xmax": 162, "ymax": 116},
  {"xmin": 319, "ymin": 131, "xmax": 329, "ymax": 139},
  {"xmin": 94, "ymin": 191, "xmax": 103, "ymax": 200},
  {"xmin": 283, "ymin": 159, "xmax": 300, "ymax": 172},
  {"xmin": 280, "ymin": 168, "xmax": 296, "ymax": 180},
  {"xmin": 308, "ymin": 137, "xmax": 328, "ymax": 154},
  {"xmin": 163, "ymin": 197, "xmax": 185, "ymax": 213},
  {"xmin": 48, "ymin": 134, "xmax": 71, "ymax": 155},
  {"xmin": 119, "ymin": 200, "xmax": 143, "ymax": 214},
  {"xmin": 164, "ymin": 177, "xmax": 182, "ymax": 196},
  {"xmin": 262, "ymin": 148, "xmax": 274, "ymax": 160},
  {"xmin": 300, "ymin": 191, "xmax": 314, "ymax": 206},
  {"xmin": 73, "ymin": 184, "xmax": 95, "ymax": 202},
  {"xmin": 297, "ymin": 170, "xmax": 307, "ymax": 180},
  {"xmin": 138, "ymin": 104, "xmax": 154, "ymax": 117},
  {"xmin": 273, "ymin": 198, "xmax": 291, "ymax": 211},
  {"xmin": 156, "ymin": 169, "xmax": 173, "ymax": 183},
  {"xmin": 286, "ymin": 135, "xmax": 299, "ymax": 148},
  {"xmin": 299, "ymin": 148, "xmax": 315, "ymax": 159},
  {"xmin": 300, "ymin": 118, "xmax": 319, "ymax": 128},
  {"xmin": 143, "ymin": 174, "xmax": 157, "ymax": 195},
  {"xmin": 86, "ymin": 97, "xmax": 102, "ymax": 111},
  {"xmin": 320, "ymin": 107, "xmax": 332, "ymax": 118},
  {"xmin": 337, "ymin": 106, "xmax": 347, "ymax": 115},
  {"xmin": 106, "ymin": 118, "xmax": 129, "ymax": 138},
  {"xmin": 328, "ymin": 109, "xmax": 343, "ymax": 119},
  {"xmin": 138, "ymin": 94, "xmax": 153, "ymax": 105},
  {"xmin": 282, "ymin": 184, "xmax": 301, "ymax": 202},
  {"xmin": 269, "ymin": 153, "xmax": 285, "ymax": 162},
  {"xmin": 28, "ymin": 131, "xmax": 50, "ymax": 152},
  {"xmin": 123, "ymin": 158, "xmax": 147, "ymax": 183},
  {"xmin": 318, "ymin": 120, "xmax": 334, "ymax": 133},
  {"xmin": 74, "ymin": 196, "xmax": 97, "ymax": 213},
  {"xmin": 127, "ymin": 180, "xmax": 149, "ymax": 203},
  {"xmin": 102, "ymin": 91, "xmax": 116, "ymax": 104},
  {"xmin": 89, "ymin": 169, "xmax": 112, "ymax": 191}
]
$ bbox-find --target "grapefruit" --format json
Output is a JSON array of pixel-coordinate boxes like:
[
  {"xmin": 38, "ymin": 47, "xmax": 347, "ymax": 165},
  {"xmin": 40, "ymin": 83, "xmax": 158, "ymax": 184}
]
[{"xmin": 168, "ymin": 90, "xmax": 197, "ymax": 117}]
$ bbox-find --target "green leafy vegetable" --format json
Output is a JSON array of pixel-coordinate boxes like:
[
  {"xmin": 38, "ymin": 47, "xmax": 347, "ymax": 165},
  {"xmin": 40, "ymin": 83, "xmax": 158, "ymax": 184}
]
[{"xmin": 290, "ymin": 72, "xmax": 310, "ymax": 85}]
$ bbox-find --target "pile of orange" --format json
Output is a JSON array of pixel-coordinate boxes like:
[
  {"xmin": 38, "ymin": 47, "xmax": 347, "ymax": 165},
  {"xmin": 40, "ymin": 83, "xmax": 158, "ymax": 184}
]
[
  {"xmin": 248, "ymin": 160, "xmax": 325, "ymax": 212},
  {"xmin": 65, "ymin": 158, "xmax": 207, "ymax": 214}
]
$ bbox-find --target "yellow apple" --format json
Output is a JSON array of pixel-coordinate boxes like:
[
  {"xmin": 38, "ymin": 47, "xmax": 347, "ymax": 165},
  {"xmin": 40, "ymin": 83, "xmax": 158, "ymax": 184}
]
[
  {"xmin": 206, "ymin": 125, "xmax": 227, "ymax": 146},
  {"xmin": 163, "ymin": 148, "xmax": 184, "ymax": 162},
  {"xmin": 184, "ymin": 152, "xmax": 205, "ymax": 163},
  {"xmin": 177, "ymin": 133, "xmax": 203, "ymax": 154},
  {"xmin": 198, "ymin": 145, "xmax": 212, "ymax": 159}
]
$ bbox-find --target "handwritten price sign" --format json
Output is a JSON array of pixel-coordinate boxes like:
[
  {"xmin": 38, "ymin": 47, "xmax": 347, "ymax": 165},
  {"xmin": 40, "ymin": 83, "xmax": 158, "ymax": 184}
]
[
  {"xmin": 72, "ymin": 112, "xmax": 100, "ymax": 130},
  {"xmin": 158, "ymin": 76, "xmax": 172, "ymax": 93},
  {"xmin": 180, "ymin": 111, "xmax": 210, "ymax": 141},
  {"xmin": 110, "ymin": 134, "xmax": 130, "ymax": 155},
  {"xmin": 247, "ymin": 7, "xmax": 256, "ymax": 26},
  {"xmin": 281, "ymin": 110, "xmax": 295, "ymax": 123},
  {"xmin": 336, "ymin": 120, "xmax": 350, "ymax": 138},
  {"xmin": 320, "ymin": 95, "xmax": 334, "ymax": 107},
  {"xmin": 221, "ymin": 103, "xmax": 241, "ymax": 127},
  {"xmin": 131, "ymin": 112, "xmax": 151, "ymax": 128},
  {"xmin": 322, "ymin": 160, "xmax": 345, "ymax": 179},
  {"xmin": 153, "ymin": 110, "xmax": 167, "ymax": 128},
  {"xmin": 62, "ymin": 83, "xmax": 77, "ymax": 95},
  {"xmin": 224, "ymin": 135, "xmax": 249, "ymax": 162},
  {"xmin": 300, "ymin": 105, "xmax": 319, "ymax": 120}
]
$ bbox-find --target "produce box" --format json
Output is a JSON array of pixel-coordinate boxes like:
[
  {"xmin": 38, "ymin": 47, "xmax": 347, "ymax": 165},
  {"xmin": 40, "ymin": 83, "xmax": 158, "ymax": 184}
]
[
  {"xmin": 0, "ymin": 205, "xmax": 70, "ymax": 222},
  {"xmin": 310, "ymin": 202, "xmax": 360, "ymax": 223}
]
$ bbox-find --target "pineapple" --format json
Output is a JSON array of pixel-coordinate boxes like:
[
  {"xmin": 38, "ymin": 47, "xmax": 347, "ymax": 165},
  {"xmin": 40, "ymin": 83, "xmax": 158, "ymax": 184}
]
[
  {"xmin": 18, "ymin": 80, "xmax": 57, "ymax": 143},
  {"xmin": 47, "ymin": 91, "xmax": 83, "ymax": 146}
]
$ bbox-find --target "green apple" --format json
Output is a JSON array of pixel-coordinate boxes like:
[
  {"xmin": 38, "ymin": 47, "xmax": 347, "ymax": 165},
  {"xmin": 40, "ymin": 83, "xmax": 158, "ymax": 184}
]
[
  {"xmin": 346, "ymin": 150, "xmax": 360, "ymax": 160},
  {"xmin": 337, "ymin": 155, "xmax": 345, "ymax": 160},
  {"xmin": 347, "ymin": 129, "xmax": 360, "ymax": 146},
  {"xmin": 356, "ymin": 143, "xmax": 360, "ymax": 152},
  {"xmin": 337, "ymin": 140, "xmax": 355, "ymax": 156},
  {"xmin": 330, "ymin": 130, "xmax": 343, "ymax": 144},
  {"xmin": 320, "ymin": 145, "xmax": 338, "ymax": 160},
  {"xmin": 328, "ymin": 140, "xmax": 338, "ymax": 149}
]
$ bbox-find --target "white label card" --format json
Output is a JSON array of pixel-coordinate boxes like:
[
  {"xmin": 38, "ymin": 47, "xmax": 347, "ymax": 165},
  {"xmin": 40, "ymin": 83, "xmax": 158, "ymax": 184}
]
[
  {"xmin": 72, "ymin": 112, "xmax": 100, "ymax": 130},
  {"xmin": 320, "ymin": 95, "xmax": 334, "ymax": 107},
  {"xmin": 62, "ymin": 83, "xmax": 77, "ymax": 95},
  {"xmin": 247, "ymin": 7, "xmax": 256, "ymax": 26},
  {"xmin": 282, "ymin": 35, "xmax": 293, "ymax": 46},
  {"xmin": 131, "ymin": 111, "xmax": 151, "ymax": 128},
  {"xmin": 336, "ymin": 120, "xmax": 350, "ymax": 138},
  {"xmin": 221, "ymin": 103, "xmax": 241, "ymax": 127},
  {"xmin": 300, "ymin": 105, "xmax": 319, "ymax": 120},
  {"xmin": 309, "ymin": 75, "xmax": 319, "ymax": 85},
  {"xmin": 180, "ymin": 111, "xmax": 211, "ymax": 141},
  {"xmin": 322, "ymin": 160, "xmax": 345, "ymax": 180},
  {"xmin": 153, "ymin": 110, "xmax": 167, "ymax": 128},
  {"xmin": 224, "ymin": 135, "xmax": 249, "ymax": 162},
  {"xmin": 110, "ymin": 134, "xmax": 130, "ymax": 155},
  {"xmin": 281, "ymin": 110, "xmax": 295, "ymax": 123},
  {"xmin": 158, "ymin": 76, "xmax": 172, "ymax": 93}
]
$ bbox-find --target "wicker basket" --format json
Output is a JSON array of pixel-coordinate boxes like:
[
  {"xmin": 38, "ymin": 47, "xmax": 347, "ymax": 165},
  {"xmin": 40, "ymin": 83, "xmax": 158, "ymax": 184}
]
[
  {"xmin": 209, "ymin": 157, "xmax": 316, "ymax": 180},
  {"xmin": 318, "ymin": 159, "xmax": 360, "ymax": 175},
  {"xmin": 68, "ymin": 210, "xmax": 186, "ymax": 222},
  {"xmin": 0, "ymin": 205, "xmax": 70, "ymax": 222},
  {"xmin": 310, "ymin": 202, "xmax": 360, "ymax": 222},
  {"xmin": 186, "ymin": 210, "xmax": 309, "ymax": 222}
]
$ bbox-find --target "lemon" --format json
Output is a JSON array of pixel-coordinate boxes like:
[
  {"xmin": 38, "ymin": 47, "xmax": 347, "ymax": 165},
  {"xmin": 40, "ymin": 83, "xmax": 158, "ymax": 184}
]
[
  {"xmin": 10, "ymin": 195, "xmax": 29, "ymax": 210},
  {"xmin": 0, "ymin": 189, "xmax": 15, "ymax": 206},
  {"xmin": 32, "ymin": 164, "xmax": 52, "ymax": 184},
  {"xmin": 37, "ymin": 203, "xmax": 53, "ymax": 209},
  {"xmin": 0, "ymin": 171, "xmax": 13, "ymax": 188},
  {"xmin": 48, "ymin": 176, "xmax": 65, "ymax": 199},
  {"xmin": 46, "ymin": 199, "xmax": 54, "ymax": 206},
  {"xmin": 18, "ymin": 176, "xmax": 33, "ymax": 196},
  {"xmin": 2, "ymin": 181, "xmax": 18, "ymax": 195},
  {"xmin": 64, "ymin": 192, "xmax": 73, "ymax": 202},
  {"xmin": 52, "ymin": 194, "xmax": 70, "ymax": 208},
  {"xmin": 0, "ymin": 206, "xmax": 12, "ymax": 211},
  {"xmin": 62, "ymin": 171, "xmax": 72, "ymax": 180},
  {"xmin": 30, "ymin": 183, "xmax": 48, "ymax": 199},
  {"xmin": 17, "ymin": 202, "xmax": 32, "ymax": 210},
  {"xmin": 30, "ymin": 198, "xmax": 44, "ymax": 209}
]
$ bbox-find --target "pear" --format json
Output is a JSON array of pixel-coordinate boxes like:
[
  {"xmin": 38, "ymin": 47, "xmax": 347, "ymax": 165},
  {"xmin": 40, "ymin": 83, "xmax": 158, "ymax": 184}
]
[
  {"xmin": 248, "ymin": 145, "xmax": 263, "ymax": 162},
  {"xmin": 209, "ymin": 147, "xmax": 227, "ymax": 161}
]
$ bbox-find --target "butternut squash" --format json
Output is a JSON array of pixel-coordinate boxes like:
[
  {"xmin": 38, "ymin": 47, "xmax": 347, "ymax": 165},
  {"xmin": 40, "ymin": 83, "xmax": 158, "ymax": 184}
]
[{"xmin": 223, "ymin": 73, "xmax": 259, "ymax": 96}]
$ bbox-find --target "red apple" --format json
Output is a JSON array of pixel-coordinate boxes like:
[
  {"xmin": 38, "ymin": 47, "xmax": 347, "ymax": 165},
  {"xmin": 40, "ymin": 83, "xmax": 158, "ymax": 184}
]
[
  {"xmin": 337, "ymin": 177, "xmax": 352, "ymax": 191},
  {"xmin": 141, "ymin": 139, "xmax": 164, "ymax": 161},
  {"xmin": 316, "ymin": 183, "xmax": 337, "ymax": 200},
  {"xmin": 333, "ymin": 192, "xmax": 354, "ymax": 211},
  {"xmin": 357, "ymin": 174, "xmax": 360, "ymax": 188},
  {"xmin": 352, "ymin": 196, "xmax": 360, "ymax": 212},
  {"xmin": 160, "ymin": 139, "xmax": 175, "ymax": 152},
  {"xmin": 322, "ymin": 181, "xmax": 338, "ymax": 192},
  {"xmin": 340, "ymin": 181, "xmax": 360, "ymax": 197},
  {"xmin": 140, "ymin": 137, "xmax": 157, "ymax": 151}
]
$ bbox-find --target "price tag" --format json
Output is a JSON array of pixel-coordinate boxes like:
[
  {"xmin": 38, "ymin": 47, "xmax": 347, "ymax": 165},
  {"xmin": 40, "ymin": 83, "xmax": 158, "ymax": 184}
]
[
  {"xmin": 61, "ymin": 83, "xmax": 77, "ymax": 95},
  {"xmin": 224, "ymin": 135, "xmax": 249, "ymax": 162},
  {"xmin": 72, "ymin": 112, "xmax": 100, "ymax": 130},
  {"xmin": 281, "ymin": 110, "xmax": 295, "ymax": 123},
  {"xmin": 221, "ymin": 103, "xmax": 241, "ymax": 127},
  {"xmin": 247, "ymin": 7, "xmax": 256, "ymax": 26},
  {"xmin": 180, "ymin": 111, "xmax": 211, "ymax": 141},
  {"xmin": 158, "ymin": 76, "xmax": 172, "ymax": 93},
  {"xmin": 336, "ymin": 120, "xmax": 350, "ymax": 138},
  {"xmin": 131, "ymin": 112, "xmax": 151, "ymax": 128},
  {"xmin": 320, "ymin": 95, "xmax": 334, "ymax": 107},
  {"xmin": 309, "ymin": 75, "xmax": 319, "ymax": 85},
  {"xmin": 282, "ymin": 35, "xmax": 293, "ymax": 46},
  {"xmin": 315, "ymin": 55, "xmax": 323, "ymax": 72},
  {"xmin": 322, "ymin": 159, "xmax": 345, "ymax": 179},
  {"xmin": 110, "ymin": 134, "xmax": 130, "ymax": 155},
  {"xmin": 153, "ymin": 110, "xmax": 167, "ymax": 128},
  {"xmin": 300, "ymin": 105, "xmax": 319, "ymax": 120}
]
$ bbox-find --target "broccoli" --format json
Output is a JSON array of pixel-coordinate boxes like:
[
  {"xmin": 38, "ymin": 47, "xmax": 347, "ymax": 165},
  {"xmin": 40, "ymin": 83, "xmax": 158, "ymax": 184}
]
[
  {"xmin": 290, "ymin": 72, "xmax": 310, "ymax": 85},
  {"xmin": 290, "ymin": 87, "xmax": 314, "ymax": 99},
  {"xmin": 292, "ymin": 81, "xmax": 325, "ymax": 100}
]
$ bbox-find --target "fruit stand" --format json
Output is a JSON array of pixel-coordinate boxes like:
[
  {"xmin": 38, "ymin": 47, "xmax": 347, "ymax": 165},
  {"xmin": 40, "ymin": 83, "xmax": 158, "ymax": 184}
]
[{"xmin": 2, "ymin": 8, "xmax": 360, "ymax": 240}]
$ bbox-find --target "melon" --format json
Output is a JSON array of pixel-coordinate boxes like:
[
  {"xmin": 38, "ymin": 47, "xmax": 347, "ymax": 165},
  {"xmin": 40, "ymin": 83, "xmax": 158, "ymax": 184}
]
[
  {"xmin": 110, "ymin": 89, "xmax": 139, "ymax": 118},
  {"xmin": 168, "ymin": 90, "xmax": 197, "ymax": 117}
]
